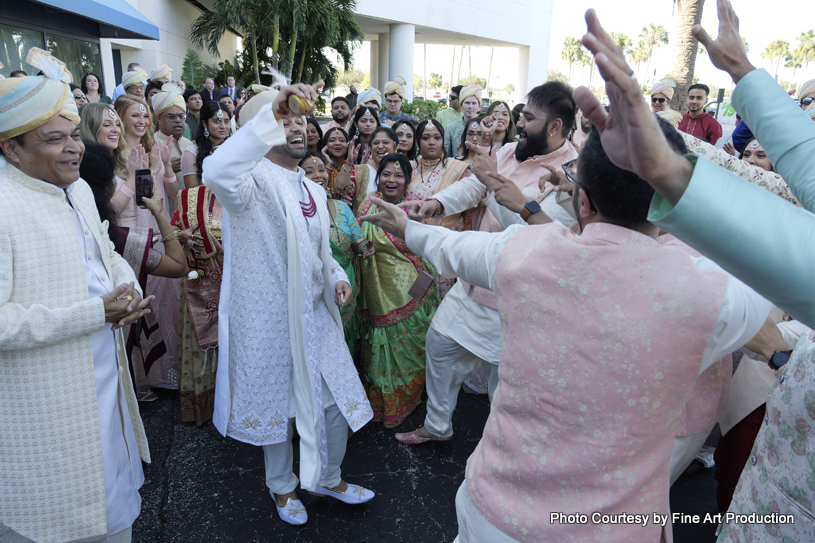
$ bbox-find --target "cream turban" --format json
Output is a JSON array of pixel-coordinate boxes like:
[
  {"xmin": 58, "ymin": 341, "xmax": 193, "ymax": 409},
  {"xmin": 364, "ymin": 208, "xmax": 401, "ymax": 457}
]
[
  {"xmin": 149, "ymin": 64, "xmax": 172, "ymax": 81},
  {"xmin": 240, "ymin": 84, "xmax": 280, "ymax": 124},
  {"xmin": 806, "ymin": 102, "xmax": 815, "ymax": 120},
  {"xmin": 384, "ymin": 76, "xmax": 406, "ymax": 99},
  {"xmin": 122, "ymin": 68, "xmax": 148, "ymax": 90},
  {"xmin": 357, "ymin": 87, "xmax": 381, "ymax": 107},
  {"xmin": 151, "ymin": 83, "xmax": 186, "ymax": 116},
  {"xmin": 0, "ymin": 48, "xmax": 77, "ymax": 139},
  {"xmin": 459, "ymin": 84, "xmax": 483, "ymax": 103},
  {"xmin": 650, "ymin": 78, "xmax": 676, "ymax": 100},
  {"xmin": 799, "ymin": 78, "xmax": 815, "ymax": 100}
]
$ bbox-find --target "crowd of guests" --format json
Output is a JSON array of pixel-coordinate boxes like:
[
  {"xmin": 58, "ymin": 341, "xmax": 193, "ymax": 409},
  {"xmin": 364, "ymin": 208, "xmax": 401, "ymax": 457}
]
[{"xmin": 2, "ymin": 1, "xmax": 815, "ymax": 540}]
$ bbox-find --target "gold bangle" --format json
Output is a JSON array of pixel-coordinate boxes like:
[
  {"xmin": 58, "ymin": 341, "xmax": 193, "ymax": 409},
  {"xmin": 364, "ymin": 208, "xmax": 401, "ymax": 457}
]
[{"xmin": 160, "ymin": 231, "xmax": 180, "ymax": 243}]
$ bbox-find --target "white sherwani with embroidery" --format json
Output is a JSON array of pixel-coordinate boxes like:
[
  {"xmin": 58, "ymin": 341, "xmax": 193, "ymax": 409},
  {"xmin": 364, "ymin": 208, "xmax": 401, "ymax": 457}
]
[{"xmin": 204, "ymin": 104, "xmax": 372, "ymax": 489}]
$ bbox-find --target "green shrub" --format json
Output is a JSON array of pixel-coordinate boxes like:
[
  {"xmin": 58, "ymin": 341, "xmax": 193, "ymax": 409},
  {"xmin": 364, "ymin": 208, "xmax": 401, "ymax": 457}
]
[{"xmin": 400, "ymin": 100, "xmax": 447, "ymax": 122}]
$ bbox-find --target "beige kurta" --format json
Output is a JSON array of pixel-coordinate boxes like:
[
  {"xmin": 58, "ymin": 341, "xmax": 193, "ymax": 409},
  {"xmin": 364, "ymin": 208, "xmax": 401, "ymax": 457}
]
[{"xmin": 0, "ymin": 162, "xmax": 150, "ymax": 543}]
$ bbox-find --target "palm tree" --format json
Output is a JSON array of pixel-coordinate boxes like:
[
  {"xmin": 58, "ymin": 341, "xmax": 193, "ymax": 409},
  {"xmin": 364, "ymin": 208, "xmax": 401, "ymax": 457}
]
[
  {"xmin": 663, "ymin": 0, "xmax": 703, "ymax": 112},
  {"xmin": 640, "ymin": 23, "xmax": 670, "ymax": 87},
  {"xmin": 608, "ymin": 32, "xmax": 633, "ymax": 60},
  {"xmin": 763, "ymin": 40, "xmax": 790, "ymax": 80},
  {"xmin": 562, "ymin": 37, "xmax": 584, "ymax": 82},
  {"xmin": 795, "ymin": 30, "xmax": 815, "ymax": 72},
  {"xmin": 190, "ymin": 0, "xmax": 280, "ymax": 85},
  {"xmin": 631, "ymin": 41, "xmax": 650, "ymax": 83}
]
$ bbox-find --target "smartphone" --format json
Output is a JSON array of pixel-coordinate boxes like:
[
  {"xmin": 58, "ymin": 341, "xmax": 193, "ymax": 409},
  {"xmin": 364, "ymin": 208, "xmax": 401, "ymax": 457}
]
[{"xmin": 135, "ymin": 169, "xmax": 153, "ymax": 206}]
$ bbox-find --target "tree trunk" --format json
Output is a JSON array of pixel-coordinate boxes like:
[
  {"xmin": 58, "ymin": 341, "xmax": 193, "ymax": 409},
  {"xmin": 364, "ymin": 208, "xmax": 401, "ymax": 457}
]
[
  {"xmin": 423, "ymin": 44, "xmax": 427, "ymax": 99},
  {"xmin": 666, "ymin": 0, "xmax": 706, "ymax": 113},
  {"xmin": 251, "ymin": 34, "xmax": 260, "ymax": 84},
  {"xmin": 449, "ymin": 46, "xmax": 456, "ymax": 95},
  {"xmin": 468, "ymin": 46, "xmax": 472, "ymax": 82},
  {"xmin": 567, "ymin": 61, "xmax": 572, "ymax": 81},
  {"xmin": 272, "ymin": 15, "xmax": 280, "ymax": 70},
  {"xmin": 457, "ymin": 45, "xmax": 463, "ymax": 84},
  {"xmin": 287, "ymin": 30, "xmax": 298, "ymax": 81},
  {"xmin": 588, "ymin": 60, "xmax": 595, "ymax": 91},
  {"xmin": 487, "ymin": 47, "xmax": 494, "ymax": 92},
  {"xmin": 296, "ymin": 41, "xmax": 307, "ymax": 83}
]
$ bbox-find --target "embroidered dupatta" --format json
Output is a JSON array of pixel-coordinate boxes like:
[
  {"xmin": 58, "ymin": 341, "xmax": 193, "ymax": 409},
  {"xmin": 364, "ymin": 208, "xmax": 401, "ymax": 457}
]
[
  {"xmin": 171, "ymin": 186, "xmax": 223, "ymax": 349},
  {"xmin": 358, "ymin": 194, "xmax": 436, "ymax": 328},
  {"xmin": 112, "ymin": 225, "xmax": 167, "ymax": 373}
]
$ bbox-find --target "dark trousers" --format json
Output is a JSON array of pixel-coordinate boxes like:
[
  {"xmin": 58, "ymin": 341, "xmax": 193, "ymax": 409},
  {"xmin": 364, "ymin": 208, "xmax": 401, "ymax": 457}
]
[{"xmin": 713, "ymin": 403, "xmax": 766, "ymax": 514}]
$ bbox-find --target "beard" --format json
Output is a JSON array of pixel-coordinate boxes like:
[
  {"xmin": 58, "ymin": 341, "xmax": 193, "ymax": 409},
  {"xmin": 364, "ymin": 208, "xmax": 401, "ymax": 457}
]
[
  {"xmin": 515, "ymin": 124, "xmax": 549, "ymax": 162},
  {"xmin": 333, "ymin": 112, "xmax": 349, "ymax": 124},
  {"xmin": 272, "ymin": 139, "xmax": 307, "ymax": 159}
]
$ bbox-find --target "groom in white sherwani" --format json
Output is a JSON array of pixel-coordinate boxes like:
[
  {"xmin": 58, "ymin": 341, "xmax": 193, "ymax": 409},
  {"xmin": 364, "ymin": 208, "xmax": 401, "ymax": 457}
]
[{"xmin": 204, "ymin": 81, "xmax": 375, "ymax": 525}]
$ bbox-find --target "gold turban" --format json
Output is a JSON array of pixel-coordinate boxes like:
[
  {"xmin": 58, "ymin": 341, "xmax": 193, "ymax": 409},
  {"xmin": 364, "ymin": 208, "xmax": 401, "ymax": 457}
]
[
  {"xmin": 122, "ymin": 68, "xmax": 148, "ymax": 90},
  {"xmin": 459, "ymin": 84, "xmax": 483, "ymax": 103},
  {"xmin": 384, "ymin": 76, "xmax": 406, "ymax": 99},
  {"xmin": 650, "ymin": 78, "xmax": 676, "ymax": 100},
  {"xmin": 799, "ymin": 78, "xmax": 815, "ymax": 101},
  {"xmin": 149, "ymin": 64, "xmax": 172, "ymax": 81},
  {"xmin": 0, "ymin": 48, "xmax": 77, "ymax": 139},
  {"xmin": 151, "ymin": 83, "xmax": 186, "ymax": 116}
]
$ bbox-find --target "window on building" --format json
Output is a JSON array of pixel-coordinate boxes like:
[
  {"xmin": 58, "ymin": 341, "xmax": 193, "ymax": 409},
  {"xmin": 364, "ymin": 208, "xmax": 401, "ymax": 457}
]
[
  {"xmin": 46, "ymin": 34, "xmax": 102, "ymax": 85},
  {"xmin": 0, "ymin": 22, "xmax": 101, "ymax": 84},
  {"xmin": 0, "ymin": 23, "xmax": 44, "ymax": 76}
]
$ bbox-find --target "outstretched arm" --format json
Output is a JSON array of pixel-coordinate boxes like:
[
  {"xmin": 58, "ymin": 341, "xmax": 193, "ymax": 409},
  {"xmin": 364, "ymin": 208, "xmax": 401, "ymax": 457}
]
[{"xmin": 358, "ymin": 197, "xmax": 521, "ymax": 291}]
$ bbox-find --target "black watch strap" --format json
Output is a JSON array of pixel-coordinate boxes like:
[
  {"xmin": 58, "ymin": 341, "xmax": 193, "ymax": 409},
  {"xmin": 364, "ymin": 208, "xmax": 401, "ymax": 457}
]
[{"xmin": 768, "ymin": 349, "xmax": 793, "ymax": 370}]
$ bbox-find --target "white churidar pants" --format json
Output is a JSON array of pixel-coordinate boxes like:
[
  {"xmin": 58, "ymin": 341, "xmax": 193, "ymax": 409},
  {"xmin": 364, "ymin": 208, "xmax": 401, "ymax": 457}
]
[
  {"xmin": 424, "ymin": 325, "xmax": 499, "ymax": 439},
  {"xmin": 262, "ymin": 403, "xmax": 348, "ymax": 494},
  {"xmin": 453, "ymin": 481, "xmax": 520, "ymax": 543}
]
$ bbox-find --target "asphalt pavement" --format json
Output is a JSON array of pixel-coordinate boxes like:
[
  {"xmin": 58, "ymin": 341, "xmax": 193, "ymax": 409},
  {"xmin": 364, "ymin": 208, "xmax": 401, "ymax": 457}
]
[{"xmin": 1, "ymin": 388, "xmax": 719, "ymax": 543}]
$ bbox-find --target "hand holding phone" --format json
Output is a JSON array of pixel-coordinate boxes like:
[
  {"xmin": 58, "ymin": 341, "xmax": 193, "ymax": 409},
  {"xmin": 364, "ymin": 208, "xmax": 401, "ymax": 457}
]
[{"xmin": 135, "ymin": 169, "xmax": 153, "ymax": 207}]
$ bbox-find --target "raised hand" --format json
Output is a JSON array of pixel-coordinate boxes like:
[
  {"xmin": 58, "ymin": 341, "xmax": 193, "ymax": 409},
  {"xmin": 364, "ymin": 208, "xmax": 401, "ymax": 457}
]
[
  {"xmin": 126, "ymin": 145, "xmax": 149, "ymax": 178},
  {"xmin": 398, "ymin": 200, "xmax": 429, "ymax": 221},
  {"xmin": 723, "ymin": 141, "xmax": 736, "ymax": 156},
  {"xmin": 466, "ymin": 142, "xmax": 500, "ymax": 190},
  {"xmin": 149, "ymin": 144, "xmax": 163, "ymax": 175},
  {"xmin": 321, "ymin": 145, "xmax": 333, "ymax": 166},
  {"xmin": 488, "ymin": 172, "xmax": 530, "ymax": 214},
  {"xmin": 346, "ymin": 136, "xmax": 360, "ymax": 163},
  {"xmin": 361, "ymin": 147, "xmax": 372, "ymax": 165},
  {"xmin": 358, "ymin": 197, "xmax": 409, "ymax": 239},
  {"xmin": 538, "ymin": 163, "xmax": 574, "ymax": 194},
  {"xmin": 158, "ymin": 135, "xmax": 174, "ymax": 166},
  {"xmin": 692, "ymin": 0, "xmax": 756, "ymax": 84},
  {"xmin": 574, "ymin": 8, "xmax": 694, "ymax": 205},
  {"xmin": 271, "ymin": 81, "xmax": 325, "ymax": 119}
]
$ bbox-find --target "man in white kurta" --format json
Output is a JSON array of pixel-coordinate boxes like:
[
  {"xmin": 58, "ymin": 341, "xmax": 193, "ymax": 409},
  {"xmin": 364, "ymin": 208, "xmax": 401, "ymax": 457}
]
[
  {"xmin": 0, "ymin": 49, "xmax": 151, "ymax": 543},
  {"xmin": 396, "ymin": 82, "xmax": 580, "ymax": 445},
  {"xmin": 203, "ymin": 84, "xmax": 374, "ymax": 525}
]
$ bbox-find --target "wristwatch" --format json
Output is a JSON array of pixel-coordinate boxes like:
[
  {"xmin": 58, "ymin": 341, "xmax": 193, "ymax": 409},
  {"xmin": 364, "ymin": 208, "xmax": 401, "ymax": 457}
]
[
  {"xmin": 768, "ymin": 349, "xmax": 793, "ymax": 370},
  {"xmin": 520, "ymin": 200, "xmax": 542, "ymax": 222}
]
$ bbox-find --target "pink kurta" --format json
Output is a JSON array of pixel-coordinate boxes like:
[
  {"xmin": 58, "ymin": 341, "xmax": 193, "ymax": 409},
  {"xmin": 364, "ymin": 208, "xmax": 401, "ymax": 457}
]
[
  {"xmin": 465, "ymin": 223, "xmax": 728, "ymax": 543},
  {"xmin": 459, "ymin": 141, "xmax": 577, "ymax": 310}
]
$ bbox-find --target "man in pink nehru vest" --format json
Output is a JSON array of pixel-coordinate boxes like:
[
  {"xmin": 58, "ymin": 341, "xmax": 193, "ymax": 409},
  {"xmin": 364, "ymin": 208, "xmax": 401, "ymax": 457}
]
[
  {"xmin": 360, "ymin": 117, "xmax": 771, "ymax": 542},
  {"xmin": 395, "ymin": 82, "xmax": 580, "ymax": 445}
]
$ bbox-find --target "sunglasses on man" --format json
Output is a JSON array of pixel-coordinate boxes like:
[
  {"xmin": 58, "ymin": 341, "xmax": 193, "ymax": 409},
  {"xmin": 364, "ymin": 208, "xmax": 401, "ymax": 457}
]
[
  {"xmin": 651, "ymin": 97, "xmax": 666, "ymax": 104},
  {"xmin": 802, "ymin": 97, "xmax": 814, "ymax": 106}
]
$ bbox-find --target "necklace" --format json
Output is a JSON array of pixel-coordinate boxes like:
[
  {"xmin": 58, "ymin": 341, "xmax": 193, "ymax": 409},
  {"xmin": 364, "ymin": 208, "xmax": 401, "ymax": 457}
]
[
  {"xmin": 299, "ymin": 185, "xmax": 317, "ymax": 217},
  {"xmin": 419, "ymin": 157, "xmax": 442, "ymax": 179}
]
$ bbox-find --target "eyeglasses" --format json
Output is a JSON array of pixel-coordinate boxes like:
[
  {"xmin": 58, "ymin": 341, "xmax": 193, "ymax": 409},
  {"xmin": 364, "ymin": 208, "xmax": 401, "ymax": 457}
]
[
  {"xmin": 161, "ymin": 113, "xmax": 187, "ymax": 122},
  {"xmin": 73, "ymin": 93, "xmax": 87, "ymax": 100},
  {"xmin": 802, "ymin": 97, "xmax": 814, "ymax": 106},
  {"xmin": 466, "ymin": 130, "xmax": 483, "ymax": 139},
  {"xmin": 651, "ymin": 97, "xmax": 666, "ymax": 104},
  {"xmin": 562, "ymin": 159, "xmax": 596, "ymax": 213},
  {"xmin": 449, "ymin": 95, "xmax": 458, "ymax": 101}
]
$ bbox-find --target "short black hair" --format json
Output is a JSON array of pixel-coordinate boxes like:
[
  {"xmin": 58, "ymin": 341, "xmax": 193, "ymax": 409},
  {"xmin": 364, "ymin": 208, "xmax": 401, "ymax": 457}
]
[
  {"xmin": 183, "ymin": 88, "xmax": 201, "ymax": 102},
  {"xmin": 688, "ymin": 83, "xmax": 710, "ymax": 96},
  {"xmin": 526, "ymin": 81, "xmax": 577, "ymax": 137},
  {"xmin": 375, "ymin": 153, "xmax": 413, "ymax": 191},
  {"xmin": 451, "ymin": 85, "xmax": 464, "ymax": 96},
  {"xmin": 146, "ymin": 80, "xmax": 163, "ymax": 96},
  {"xmin": 332, "ymin": 96, "xmax": 350, "ymax": 107},
  {"xmin": 371, "ymin": 125, "xmax": 398, "ymax": 146},
  {"xmin": 578, "ymin": 115, "xmax": 688, "ymax": 228}
]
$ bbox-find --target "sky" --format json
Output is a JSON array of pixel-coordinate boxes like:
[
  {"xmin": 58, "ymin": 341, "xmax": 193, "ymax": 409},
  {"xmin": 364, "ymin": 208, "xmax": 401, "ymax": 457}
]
[{"xmin": 347, "ymin": 0, "xmax": 814, "ymax": 99}]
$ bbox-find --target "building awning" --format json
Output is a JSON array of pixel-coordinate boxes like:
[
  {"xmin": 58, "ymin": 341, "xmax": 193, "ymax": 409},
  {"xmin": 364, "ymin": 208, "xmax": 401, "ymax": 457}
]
[{"xmin": 32, "ymin": 0, "xmax": 160, "ymax": 40}]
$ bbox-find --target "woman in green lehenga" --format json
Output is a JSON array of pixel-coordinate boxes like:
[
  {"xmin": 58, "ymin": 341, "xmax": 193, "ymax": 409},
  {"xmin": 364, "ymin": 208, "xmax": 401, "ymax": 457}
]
[
  {"xmin": 300, "ymin": 152, "xmax": 374, "ymax": 358},
  {"xmin": 357, "ymin": 153, "xmax": 439, "ymax": 429}
]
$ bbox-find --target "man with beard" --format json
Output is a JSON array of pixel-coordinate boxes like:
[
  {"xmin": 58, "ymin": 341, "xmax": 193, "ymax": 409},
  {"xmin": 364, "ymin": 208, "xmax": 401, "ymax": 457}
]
[
  {"xmin": 572, "ymin": 108, "xmax": 591, "ymax": 150},
  {"xmin": 322, "ymin": 96, "xmax": 352, "ymax": 132},
  {"xmin": 394, "ymin": 81, "xmax": 579, "ymax": 446},
  {"xmin": 678, "ymin": 83, "xmax": 723, "ymax": 145},
  {"xmin": 203, "ymin": 84, "xmax": 375, "ymax": 526}
]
